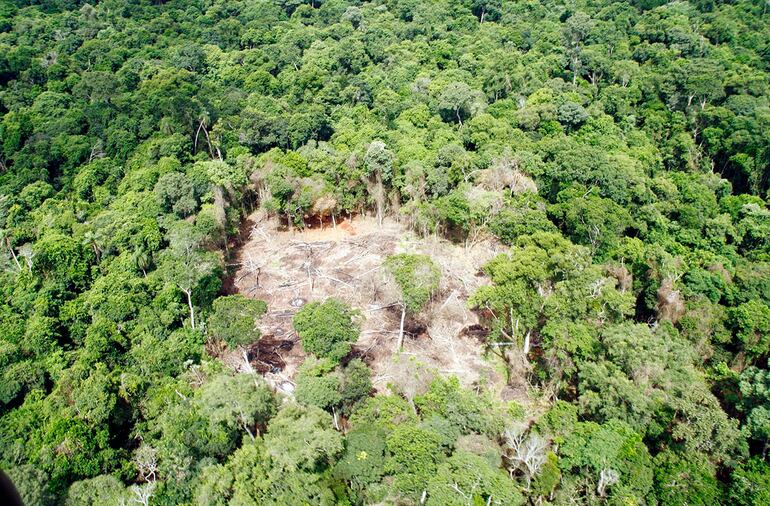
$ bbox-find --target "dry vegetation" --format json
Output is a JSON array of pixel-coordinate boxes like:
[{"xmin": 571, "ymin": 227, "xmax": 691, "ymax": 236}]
[{"xmin": 227, "ymin": 210, "xmax": 529, "ymax": 403}]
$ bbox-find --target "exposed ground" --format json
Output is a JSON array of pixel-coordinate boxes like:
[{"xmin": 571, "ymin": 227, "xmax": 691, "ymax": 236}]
[{"xmin": 225, "ymin": 210, "xmax": 530, "ymax": 403}]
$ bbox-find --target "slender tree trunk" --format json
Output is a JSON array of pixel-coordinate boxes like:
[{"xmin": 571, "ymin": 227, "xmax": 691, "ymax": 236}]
[
  {"xmin": 571, "ymin": 55, "xmax": 579, "ymax": 85},
  {"xmin": 6, "ymin": 239, "xmax": 21, "ymax": 271},
  {"xmin": 184, "ymin": 288, "xmax": 195, "ymax": 329},
  {"xmin": 243, "ymin": 423, "xmax": 255, "ymax": 441},
  {"xmin": 397, "ymin": 304, "xmax": 406, "ymax": 352},
  {"xmin": 374, "ymin": 172, "xmax": 385, "ymax": 228},
  {"xmin": 201, "ymin": 124, "xmax": 216, "ymax": 160},
  {"xmin": 194, "ymin": 120, "xmax": 203, "ymax": 154}
]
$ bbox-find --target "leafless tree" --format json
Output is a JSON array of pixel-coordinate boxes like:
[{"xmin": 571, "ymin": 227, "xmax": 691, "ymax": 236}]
[
  {"xmin": 502, "ymin": 424, "xmax": 548, "ymax": 490},
  {"xmin": 477, "ymin": 154, "xmax": 537, "ymax": 196},
  {"xmin": 129, "ymin": 482, "xmax": 155, "ymax": 506},
  {"xmin": 134, "ymin": 444, "xmax": 158, "ymax": 483},
  {"xmin": 596, "ymin": 468, "xmax": 619, "ymax": 497},
  {"xmin": 656, "ymin": 275, "xmax": 685, "ymax": 323}
]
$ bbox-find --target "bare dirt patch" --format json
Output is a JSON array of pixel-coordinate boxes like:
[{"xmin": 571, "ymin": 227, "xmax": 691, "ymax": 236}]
[{"xmin": 227, "ymin": 210, "xmax": 526, "ymax": 402}]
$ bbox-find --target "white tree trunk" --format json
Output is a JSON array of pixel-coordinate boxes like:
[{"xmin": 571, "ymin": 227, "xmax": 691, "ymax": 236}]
[
  {"xmin": 242, "ymin": 422, "xmax": 255, "ymax": 441},
  {"xmin": 7, "ymin": 242, "xmax": 21, "ymax": 271},
  {"xmin": 397, "ymin": 304, "xmax": 406, "ymax": 352},
  {"xmin": 184, "ymin": 289, "xmax": 195, "ymax": 330}
]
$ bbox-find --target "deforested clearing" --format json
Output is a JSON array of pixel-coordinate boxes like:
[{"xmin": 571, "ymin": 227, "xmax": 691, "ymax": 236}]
[{"xmin": 227, "ymin": 211, "xmax": 530, "ymax": 403}]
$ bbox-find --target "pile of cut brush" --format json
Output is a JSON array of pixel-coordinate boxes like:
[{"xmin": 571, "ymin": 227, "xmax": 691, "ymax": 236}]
[{"xmin": 247, "ymin": 335, "xmax": 296, "ymax": 373}]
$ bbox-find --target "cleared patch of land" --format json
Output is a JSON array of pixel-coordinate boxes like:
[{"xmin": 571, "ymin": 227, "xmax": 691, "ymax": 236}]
[{"xmin": 226, "ymin": 211, "xmax": 529, "ymax": 403}]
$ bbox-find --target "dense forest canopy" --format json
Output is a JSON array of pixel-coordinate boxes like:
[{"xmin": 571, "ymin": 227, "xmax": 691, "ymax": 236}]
[{"xmin": 0, "ymin": 0, "xmax": 768, "ymax": 504}]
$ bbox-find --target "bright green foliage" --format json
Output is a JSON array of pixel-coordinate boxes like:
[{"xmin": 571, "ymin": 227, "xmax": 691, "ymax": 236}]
[
  {"xmin": 728, "ymin": 458, "xmax": 770, "ymax": 506},
  {"xmin": 489, "ymin": 194, "xmax": 558, "ymax": 245},
  {"xmin": 263, "ymin": 404, "xmax": 344, "ymax": 473},
  {"xmin": 438, "ymin": 82, "xmax": 486, "ymax": 125},
  {"xmin": 385, "ymin": 425, "xmax": 447, "ymax": 497},
  {"xmin": 68, "ymin": 364, "xmax": 117, "ymax": 426},
  {"xmin": 653, "ymin": 450, "xmax": 722, "ymax": 506},
  {"xmin": 334, "ymin": 427, "xmax": 388, "ymax": 495},
  {"xmin": 200, "ymin": 160, "xmax": 247, "ymax": 188},
  {"xmin": 669, "ymin": 386, "xmax": 746, "ymax": 466},
  {"xmin": 32, "ymin": 231, "xmax": 94, "ymax": 289},
  {"xmin": 293, "ymin": 299, "xmax": 360, "ymax": 363},
  {"xmin": 157, "ymin": 221, "xmax": 221, "ymax": 330},
  {"xmin": 470, "ymin": 231, "xmax": 611, "ymax": 352},
  {"xmin": 729, "ymin": 300, "xmax": 770, "ymax": 361},
  {"xmin": 64, "ymin": 475, "xmax": 128, "ymax": 505},
  {"xmin": 195, "ymin": 440, "xmax": 337, "ymax": 506},
  {"xmin": 295, "ymin": 356, "xmax": 372, "ymax": 415},
  {"xmin": 531, "ymin": 452, "xmax": 561, "ymax": 499},
  {"xmin": 550, "ymin": 184, "xmax": 633, "ymax": 256},
  {"xmin": 195, "ymin": 373, "xmax": 278, "ymax": 440},
  {"xmin": 339, "ymin": 358, "xmax": 372, "ymax": 414},
  {"xmin": 33, "ymin": 417, "xmax": 119, "ymax": 492},
  {"xmin": 384, "ymin": 253, "xmax": 441, "ymax": 315},
  {"xmin": 142, "ymin": 387, "xmax": 240, "ymax": 483},
  {"xmin": 295, "ymin": 357, "xmax": 342, "ymax": 411},
  {"xmin": 348, "ymin": 394, "xmax": 419, "ymax": 434},
  {"xmin": 426, "ymin": 450, "xmax": 524, "ymax": 506},
  {"xmin": 206, "ymin": 295, "xmax": 267, "ymax": 349},
  {"xmin": 193, "ymin": 462, "xmax": 234, "ymax": 506},
  {"xmin": 473, "ymin": 233, "xmax": 586, "ymax": 303},
  {"xmin": 738, "ymin": 366, "xmax": 770, "ymax": 443},
  {"xmin": 154, "ymin": 172, "xmax": 198, "ymax": 217},
  {"xmin": 558, "ymin": 419, "xmax": 654, "ymax": 503},
  {"xmin": 536, "ymin": 401, "xmax": 579, "ymax": 441},
  {"xmin": 415, "ymin": 376, "xmax": 501, "ymax": 436},
  {"xmin": 129, "ymin": 328, "xmax": 204, "ymax": 378},
  {"xmin": 578, "ymin": 323, "xmax": 745, "ymax": 464}
]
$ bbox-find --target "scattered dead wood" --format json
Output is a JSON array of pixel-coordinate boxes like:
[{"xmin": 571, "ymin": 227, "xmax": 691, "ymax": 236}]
[
  {"xmin": 340, "ymin": 346, "xmax": 376, "ymax": 367},
  {"xmin": 403, "ymin": 319, "xmax": 429, "ymax": 339},
  {"xmin": 247, "ymin": 336, "xmax": 296, "ymax": 373},
  {"xmin": 460, "ymin": 324, "xmax": 490, "ymax": 341},
  {"xmin": 226, "ymin": 212, "xmax": 514, "ymax": 397}
]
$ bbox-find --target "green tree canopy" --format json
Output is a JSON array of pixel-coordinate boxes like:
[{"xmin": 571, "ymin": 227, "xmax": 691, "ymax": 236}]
[{"xmin": 292, "ymin": 298, "xmax": 360, "ymax": 364}]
